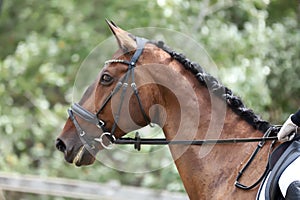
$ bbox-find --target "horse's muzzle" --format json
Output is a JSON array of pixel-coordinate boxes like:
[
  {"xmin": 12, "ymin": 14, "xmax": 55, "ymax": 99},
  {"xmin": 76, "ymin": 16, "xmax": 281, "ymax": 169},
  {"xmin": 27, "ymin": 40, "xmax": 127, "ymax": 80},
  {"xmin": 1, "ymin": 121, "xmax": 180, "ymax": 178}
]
[
  {"xmin": 56, "ymin": 138, "xmax": 66, "ymax": 153},
  {"xmin": 55, "ymin": 137, "xmax": 95, "ymax": 166}
]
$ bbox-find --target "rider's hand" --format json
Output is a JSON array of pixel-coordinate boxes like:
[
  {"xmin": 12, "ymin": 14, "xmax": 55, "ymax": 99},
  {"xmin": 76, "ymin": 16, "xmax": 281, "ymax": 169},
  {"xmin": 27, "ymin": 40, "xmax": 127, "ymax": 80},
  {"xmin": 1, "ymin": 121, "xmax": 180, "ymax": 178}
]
[{"xmin": 278, "ymin": 115, "xmax": 298, "ymax": 141}]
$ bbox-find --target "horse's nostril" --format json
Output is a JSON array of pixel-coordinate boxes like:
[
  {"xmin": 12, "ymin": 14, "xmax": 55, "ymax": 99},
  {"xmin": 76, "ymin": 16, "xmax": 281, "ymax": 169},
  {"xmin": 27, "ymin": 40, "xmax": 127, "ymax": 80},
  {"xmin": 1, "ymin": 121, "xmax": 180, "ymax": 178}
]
[{"xmin": 56, "ymin": 138, "xmax": 66, "ymax": 153}]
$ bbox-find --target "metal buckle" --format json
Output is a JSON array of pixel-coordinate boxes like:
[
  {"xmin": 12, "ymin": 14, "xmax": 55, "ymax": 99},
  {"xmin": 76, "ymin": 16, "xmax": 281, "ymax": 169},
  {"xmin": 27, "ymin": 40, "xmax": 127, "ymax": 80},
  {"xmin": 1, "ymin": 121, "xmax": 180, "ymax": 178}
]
[
  {"xmin": 97, "ymin": 120, "xmax": 105, "ymax": 129},
  {"xmin": 94, "ymin": 132, "xmax": 115, "ymax": 149},
  {"xmin": 80, "ymin": 130, "xmax": 86, "ymax": 137}
]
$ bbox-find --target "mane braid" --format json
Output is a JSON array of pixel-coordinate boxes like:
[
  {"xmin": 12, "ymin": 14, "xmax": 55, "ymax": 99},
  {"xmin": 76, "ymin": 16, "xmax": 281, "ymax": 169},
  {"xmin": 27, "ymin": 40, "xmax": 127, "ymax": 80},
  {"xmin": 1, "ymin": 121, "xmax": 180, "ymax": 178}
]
[{"xmin": 151, "ymin": 40, "xmax": 271, "ymax": 134}]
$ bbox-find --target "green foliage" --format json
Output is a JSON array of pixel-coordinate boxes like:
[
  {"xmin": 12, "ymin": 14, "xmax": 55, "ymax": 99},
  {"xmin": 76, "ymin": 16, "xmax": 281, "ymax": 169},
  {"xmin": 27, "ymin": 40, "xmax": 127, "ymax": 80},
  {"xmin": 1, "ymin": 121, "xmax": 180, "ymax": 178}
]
[{"xmin": 0, "ymin": 0, "xmax": 299, "ymax": 199}]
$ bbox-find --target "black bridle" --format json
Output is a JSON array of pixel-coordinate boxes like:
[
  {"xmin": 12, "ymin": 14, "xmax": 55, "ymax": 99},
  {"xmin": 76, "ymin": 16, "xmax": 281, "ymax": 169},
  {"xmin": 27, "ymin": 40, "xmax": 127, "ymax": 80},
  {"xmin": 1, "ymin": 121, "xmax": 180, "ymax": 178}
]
[
  {"xmin": 67, "ymin": 36, "xmax": 282, "ymax": 190},
  {"xmin": 68, "ymin": 36, "xmax": 151, "ymax": 150},
  {"xmin": 68, "ymin": 36, "xmax": 278, "ymax": 150}
]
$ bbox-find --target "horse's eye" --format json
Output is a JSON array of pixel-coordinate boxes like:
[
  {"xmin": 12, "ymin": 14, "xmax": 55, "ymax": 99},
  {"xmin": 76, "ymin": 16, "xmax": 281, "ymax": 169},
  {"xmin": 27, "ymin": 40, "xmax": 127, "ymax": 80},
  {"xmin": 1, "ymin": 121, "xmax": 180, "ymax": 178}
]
[{"xmin": 100, "ymin": 74, "xmax": 113, "ymax": 85}]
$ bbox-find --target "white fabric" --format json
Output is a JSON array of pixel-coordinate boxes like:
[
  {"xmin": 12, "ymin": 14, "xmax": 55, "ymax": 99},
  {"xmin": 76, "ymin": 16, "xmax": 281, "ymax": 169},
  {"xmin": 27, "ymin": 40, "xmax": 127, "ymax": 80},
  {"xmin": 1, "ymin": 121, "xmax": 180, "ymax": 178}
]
[
  {"xmin": 279, "ymin": 156, "xmax": 300, "ymax": 197},
  {"xmin": 257, "ymin": 172, "xmax": 271, "ymax": 200}
]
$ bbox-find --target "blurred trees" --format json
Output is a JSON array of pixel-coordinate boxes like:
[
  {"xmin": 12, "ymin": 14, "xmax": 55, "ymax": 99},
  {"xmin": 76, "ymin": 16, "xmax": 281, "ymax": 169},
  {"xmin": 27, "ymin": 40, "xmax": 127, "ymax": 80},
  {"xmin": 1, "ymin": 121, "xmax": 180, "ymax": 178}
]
[{"xmin": 0, "ymin": 0, "xmax": 299, "ymax": 199}]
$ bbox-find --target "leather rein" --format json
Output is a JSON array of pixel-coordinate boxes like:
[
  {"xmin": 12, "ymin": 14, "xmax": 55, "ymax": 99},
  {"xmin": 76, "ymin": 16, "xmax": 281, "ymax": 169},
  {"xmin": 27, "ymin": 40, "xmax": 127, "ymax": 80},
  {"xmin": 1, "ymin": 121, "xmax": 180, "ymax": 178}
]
[{"xmin": 68, "ymin": 36, "xmax": 280, "ymax": 190}]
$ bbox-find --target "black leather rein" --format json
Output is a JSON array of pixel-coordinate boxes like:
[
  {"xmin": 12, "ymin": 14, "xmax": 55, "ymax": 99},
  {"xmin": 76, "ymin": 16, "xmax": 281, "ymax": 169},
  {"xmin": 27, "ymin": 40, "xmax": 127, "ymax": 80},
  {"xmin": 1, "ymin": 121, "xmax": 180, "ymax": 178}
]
[{"xmin": 115, "ymin": 132, "xmax": 278, "ymax": 151}]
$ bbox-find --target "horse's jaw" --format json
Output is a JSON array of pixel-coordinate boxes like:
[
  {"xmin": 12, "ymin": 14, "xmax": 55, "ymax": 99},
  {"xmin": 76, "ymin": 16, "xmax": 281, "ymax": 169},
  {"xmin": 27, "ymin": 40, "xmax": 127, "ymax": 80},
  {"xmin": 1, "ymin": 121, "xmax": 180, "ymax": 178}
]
[{"xmin": 71, "ymin": 145, "xmax": 96, "ymax": 167}]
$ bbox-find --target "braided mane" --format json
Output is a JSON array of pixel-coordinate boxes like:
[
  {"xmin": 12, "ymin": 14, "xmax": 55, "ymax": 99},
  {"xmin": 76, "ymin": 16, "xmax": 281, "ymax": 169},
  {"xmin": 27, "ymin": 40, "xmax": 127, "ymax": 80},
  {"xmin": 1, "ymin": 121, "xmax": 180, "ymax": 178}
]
[{"xmin": 152, "ymin": 40, "xmax": 271, "ymax": 133}]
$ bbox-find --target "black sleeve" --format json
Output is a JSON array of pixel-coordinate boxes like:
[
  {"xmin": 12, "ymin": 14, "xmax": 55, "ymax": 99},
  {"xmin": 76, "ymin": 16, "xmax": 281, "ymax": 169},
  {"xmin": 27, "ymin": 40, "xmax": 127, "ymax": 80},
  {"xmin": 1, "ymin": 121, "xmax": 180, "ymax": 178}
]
[{"xmin": 291, "ymin": 109, "xmax": 300, "ymax": 126}]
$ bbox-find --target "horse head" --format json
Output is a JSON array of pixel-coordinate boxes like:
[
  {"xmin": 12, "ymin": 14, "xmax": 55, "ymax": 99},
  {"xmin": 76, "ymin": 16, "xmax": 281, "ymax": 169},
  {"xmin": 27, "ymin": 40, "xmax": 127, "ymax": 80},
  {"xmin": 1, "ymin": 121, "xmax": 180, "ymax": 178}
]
[{"xmin": 56, "ymin": 20, "xmax": 170, "ymax": 166}]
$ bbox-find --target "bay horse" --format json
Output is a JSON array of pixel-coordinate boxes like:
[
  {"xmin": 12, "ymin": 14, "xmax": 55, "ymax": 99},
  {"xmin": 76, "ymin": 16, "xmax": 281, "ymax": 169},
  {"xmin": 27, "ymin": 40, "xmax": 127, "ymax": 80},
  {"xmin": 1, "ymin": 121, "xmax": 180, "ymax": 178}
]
[{"xmin": 56, "ymin": 21, "xmax": 278, "ymax": 199}]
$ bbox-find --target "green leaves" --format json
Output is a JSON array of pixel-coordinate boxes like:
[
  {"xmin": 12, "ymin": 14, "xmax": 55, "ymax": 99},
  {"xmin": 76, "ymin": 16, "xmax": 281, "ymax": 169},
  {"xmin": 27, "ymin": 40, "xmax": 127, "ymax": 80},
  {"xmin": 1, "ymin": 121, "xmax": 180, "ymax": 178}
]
[{"xmin": 0, "ymin": 0, "xmax": 299, "ymax": 198}]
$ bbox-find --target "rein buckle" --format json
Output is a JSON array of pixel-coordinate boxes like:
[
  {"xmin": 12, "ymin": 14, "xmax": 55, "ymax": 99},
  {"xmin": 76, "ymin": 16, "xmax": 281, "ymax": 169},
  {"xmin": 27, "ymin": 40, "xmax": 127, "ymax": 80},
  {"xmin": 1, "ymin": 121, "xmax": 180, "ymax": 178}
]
[{"xmin": 94, "ymin": 132, "xmax": 116, "ymax": 150}]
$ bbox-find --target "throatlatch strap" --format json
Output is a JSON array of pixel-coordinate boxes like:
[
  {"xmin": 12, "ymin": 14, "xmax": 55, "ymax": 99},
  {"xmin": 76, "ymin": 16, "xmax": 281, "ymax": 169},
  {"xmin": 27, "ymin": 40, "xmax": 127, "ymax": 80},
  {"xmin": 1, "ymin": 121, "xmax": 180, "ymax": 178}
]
[{"xmin": 110, "ymin": 37, "xmax": 149, "ymax": 136}]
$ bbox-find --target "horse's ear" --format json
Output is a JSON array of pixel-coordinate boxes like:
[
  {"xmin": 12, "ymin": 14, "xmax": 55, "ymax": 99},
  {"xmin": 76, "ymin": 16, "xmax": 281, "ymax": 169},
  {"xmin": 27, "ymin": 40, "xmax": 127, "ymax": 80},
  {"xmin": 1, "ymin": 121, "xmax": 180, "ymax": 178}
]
[{"xmin": 106, "ymin": 19, "xmax": 137, "ymax": 52}]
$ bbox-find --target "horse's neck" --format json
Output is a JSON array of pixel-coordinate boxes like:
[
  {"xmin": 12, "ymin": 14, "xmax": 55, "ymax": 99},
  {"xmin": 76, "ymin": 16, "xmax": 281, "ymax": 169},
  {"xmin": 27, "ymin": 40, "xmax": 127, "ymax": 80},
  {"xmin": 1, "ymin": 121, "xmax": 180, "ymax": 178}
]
[{"xmin": 156, "ymin": 65, "xmax": 268, "ymax": 199}]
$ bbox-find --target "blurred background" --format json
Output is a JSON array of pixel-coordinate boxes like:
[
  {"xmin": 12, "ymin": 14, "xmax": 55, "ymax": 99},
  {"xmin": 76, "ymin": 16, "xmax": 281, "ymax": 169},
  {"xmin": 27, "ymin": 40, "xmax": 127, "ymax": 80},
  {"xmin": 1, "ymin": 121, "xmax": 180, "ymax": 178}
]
[{"xmin": 0, "ymin": 0, "xmax": 299, "ymax": 199}]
